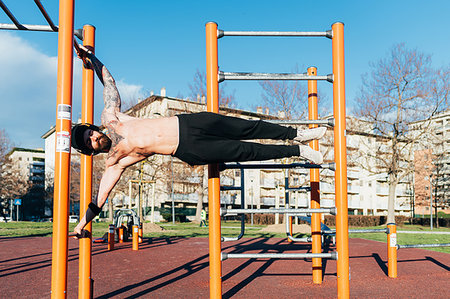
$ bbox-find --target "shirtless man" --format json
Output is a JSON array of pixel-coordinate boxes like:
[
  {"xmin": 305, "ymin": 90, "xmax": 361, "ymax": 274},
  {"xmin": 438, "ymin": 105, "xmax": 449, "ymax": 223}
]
[{"xmin": 72, "ymin": 47, "xmax": 325, "ymax": 236}]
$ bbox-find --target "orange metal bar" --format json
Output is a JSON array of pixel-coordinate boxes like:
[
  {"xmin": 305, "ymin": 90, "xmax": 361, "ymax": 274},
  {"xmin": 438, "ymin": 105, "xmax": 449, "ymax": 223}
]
[
  {"xmin": 132, "ymin": 225, "xmax": 139, "ymax": 251},
  {"xmin": 387, "ymin": 223, "xmax": 397, "ymax": 278},
  {"xmin": 308, "ymin": 66, "xmax": 323, "ymax": 284},
  {"xmin": 118, "ymin": 227, "xmax": 124, "ymax": 243},
  {"xmin": 332, "ymin": 22, "xmax": 350, "ymax": 299},
  {"xmin": 79, "ymin": 24, "xmax": 95, "ymax": 299},
  {"xmin": 50, "ymin": 1, "xmax": 74, "ymax": 298},
  {"xmin": 108, "ymin": 224, "xmax": 115, "ymax": 251},
  {"xmin": 139, "ymin": 225, "xmax": 143, "ymax": 243},
  {"xmin": 206, "ymin": 21, "xmax": 222, "ymax": 299}
]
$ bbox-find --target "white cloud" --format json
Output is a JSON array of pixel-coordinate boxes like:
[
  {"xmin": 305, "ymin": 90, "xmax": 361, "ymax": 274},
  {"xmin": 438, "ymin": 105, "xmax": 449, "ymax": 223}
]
[
  {"xmin": 116, "ymin": 79, "xmax": 146, "ymax": 105},
  {"xmin": 0, "ymin": 32, "xmax": 59, "ymax": 148}
]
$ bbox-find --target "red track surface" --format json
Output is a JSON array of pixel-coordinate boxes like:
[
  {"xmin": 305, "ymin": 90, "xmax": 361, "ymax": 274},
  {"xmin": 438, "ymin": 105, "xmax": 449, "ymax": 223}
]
[{"xmin": 0, "ymin": 236, "xmax": 448, "ymax": 298}]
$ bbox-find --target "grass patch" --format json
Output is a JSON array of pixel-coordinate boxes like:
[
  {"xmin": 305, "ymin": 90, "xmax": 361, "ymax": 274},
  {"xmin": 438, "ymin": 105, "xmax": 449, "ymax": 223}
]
[
  {"xmin": 1, "ymin": 222, "xmax": 449, "ymax": 253},
  {"xmin": 0, "ymin": 221, "xmax": 110, "ymax": 238},
  {"xmin": 343, "ymin": 224, "xmax": 450, "ymax": 254}
]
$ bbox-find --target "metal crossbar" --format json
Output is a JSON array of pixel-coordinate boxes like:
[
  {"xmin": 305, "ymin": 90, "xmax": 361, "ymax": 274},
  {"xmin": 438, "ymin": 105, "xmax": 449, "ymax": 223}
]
[
  {"xmin": 222, "ymin": 162, "xmax": 335, "ymax": 171},
  {"xmin": 221, "ymin": 207, "xmax": 337, "ymax": 216},
  {"xmin": 396, "ymin": 243, "xmax": 450, "ymax": 249},
  {"xmin": 0, "ymin": 0, "xmax": 58, "ymax": 32},
  {"xmin": 221, "ymin": 251, "xmax": 338, "ymax": 261},
  {"xmin": 268, "ymin": 118, "xmax": 334, "ymax": 127},
  {"xmin": 322, "ymin": 228, "xmax": 389, "ymax": 234},
  {"xmin": 219, "ymin": 71, "xmax": 333, "ymax": 83},
  {"xmin": 218, "ymin": 30, "xmax": 333, "ymax": 39}
]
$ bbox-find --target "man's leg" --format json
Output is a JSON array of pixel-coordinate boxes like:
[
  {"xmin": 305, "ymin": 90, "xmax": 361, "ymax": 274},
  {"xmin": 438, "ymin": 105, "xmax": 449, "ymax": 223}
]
[
  {"xmin": 185, "ymin": 112, "xmax": 297, "ymax": 140},
  {"xmin": 186, "ymin": 137, "xmax": 301, "ymax": 164}
]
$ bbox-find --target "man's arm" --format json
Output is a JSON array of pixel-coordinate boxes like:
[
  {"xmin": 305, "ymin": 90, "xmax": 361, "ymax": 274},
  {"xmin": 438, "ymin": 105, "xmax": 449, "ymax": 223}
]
[
  {"xmin": 74, "ymin": 164, "xmax": 125, "ymax": 235},
  {"xmin": 74, "ymin": 155, "xmax": 148, "ymax": 236}
]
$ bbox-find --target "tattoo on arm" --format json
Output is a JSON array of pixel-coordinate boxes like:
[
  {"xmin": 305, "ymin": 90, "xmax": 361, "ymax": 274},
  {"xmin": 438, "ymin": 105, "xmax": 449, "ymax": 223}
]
[{"xmin": 102, "ymin": 67, "xmax": 122, "ymax": 112}]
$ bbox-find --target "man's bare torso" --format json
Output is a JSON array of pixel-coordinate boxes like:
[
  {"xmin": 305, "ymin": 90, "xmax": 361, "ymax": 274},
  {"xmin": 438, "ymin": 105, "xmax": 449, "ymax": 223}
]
[{"xmin": 104, "ymin": 112, "xmax": 179, "ymax": 167}]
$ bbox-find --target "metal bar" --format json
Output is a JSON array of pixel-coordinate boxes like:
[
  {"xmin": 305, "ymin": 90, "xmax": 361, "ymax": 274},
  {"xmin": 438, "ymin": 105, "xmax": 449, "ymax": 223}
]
[
  {"xmin": 0, "ymin": 0, "xmax": 24, "ymax": 29},
  {"xmin": 219, "ymin": 71, "xmax": 333, "ymax": 83},
  {"xmin": 51, "ymin": 0, "xmax": 75, "ymax": 297},
  {"xmin": 222, "ymin": 252, "xmax": 338, "ymax": 261},
  {"xmin": 222, "ymin": 207, "xmax": 336, "ymax": 215},
  {"xmin": 205, "ymin": 21, "xmax": 222, "ymax": 299},
  {"xmin": 332, "ymin": 22, "xmax": 350, "ymax": 299},
  {"xmin": 220, "ymin": 186, "xmax": 241, "ymax": 191},
  {"xmin": 222, "ymin": 169, "xmax": 246, "ymax": 242},
  {"xmin": 268, "ymin": 118, "xmax": 334, "ymax": 127},
  {"xmin": 218, "ymin": 30, "xmax": 332, "ymax": 39},
  {"xmin": 0, "ymin": 23, "xmax": 56, "ymax": 31},
  {"xmin": 323, "ymin": 228, "xmax": 388, "ymax": 234},
  {"xmin": 34, "ymin": 0, "xmax": 58, "ymax": 31},
  {"xmin": 286, "ymin": 186, "xmax": 311, "ymax": 191},
  {"xmin": 222, "ymin": 162, "xmax": 335, "ymax": 170},
  {"xmin": 285, "ymin": 215, "xmax": 312, "ymax": 242},
  {"xmin": 397, "ymin": 243, "xmax": 450, "ymax": 249},
  {"xmin": 78, "ymin": 24, "xmax": 95, "ymax": 299}
]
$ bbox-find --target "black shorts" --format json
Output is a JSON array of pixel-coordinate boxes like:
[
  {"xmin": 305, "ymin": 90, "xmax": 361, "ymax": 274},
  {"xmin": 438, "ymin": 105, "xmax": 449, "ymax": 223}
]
[{"xmin": 173, "ymin": 112, "xmax": 299, "ymax": 166}]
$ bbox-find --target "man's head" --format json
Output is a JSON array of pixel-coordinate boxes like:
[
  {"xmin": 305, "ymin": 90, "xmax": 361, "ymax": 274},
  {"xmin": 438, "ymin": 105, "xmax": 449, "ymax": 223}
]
[{"xmin": 71, "ymin": 123, "xmax": 112, "ymax": 155}]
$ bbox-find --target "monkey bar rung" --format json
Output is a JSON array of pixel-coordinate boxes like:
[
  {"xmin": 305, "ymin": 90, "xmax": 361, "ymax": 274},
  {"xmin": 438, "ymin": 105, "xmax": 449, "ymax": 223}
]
[
  {"xmin": 221, "ymin": 251, "xmax": 338, "ymax": 261},
  {"xmin": 218, "ymin": 30, "xmax": 332, "ymax": 39},
  {"xmin": 219, "ymin": 71, "xmax": 333, "ymax": 83}
]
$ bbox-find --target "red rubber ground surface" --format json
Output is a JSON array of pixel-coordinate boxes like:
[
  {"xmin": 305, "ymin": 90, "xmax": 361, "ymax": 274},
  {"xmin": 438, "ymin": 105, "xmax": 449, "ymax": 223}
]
[{"xmin": 0, "ymin": 236, "xmax": 448, "ymax": 298}]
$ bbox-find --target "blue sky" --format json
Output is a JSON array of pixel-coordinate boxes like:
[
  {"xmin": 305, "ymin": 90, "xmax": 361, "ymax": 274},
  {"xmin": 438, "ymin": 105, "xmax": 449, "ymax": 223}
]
[{"xmin": 1, "ymin": 0, "xmax": 450, "ymax": 149}]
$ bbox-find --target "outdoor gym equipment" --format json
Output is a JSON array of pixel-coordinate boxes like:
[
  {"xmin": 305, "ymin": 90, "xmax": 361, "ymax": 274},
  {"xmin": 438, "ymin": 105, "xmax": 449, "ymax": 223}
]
[
  {"xmin": 0, "ymin": 1, "xmax": 95, "ymax": 298},
  {"xmin": 206, "ymin": 21, "xmax": 349, "ymax": 298}
]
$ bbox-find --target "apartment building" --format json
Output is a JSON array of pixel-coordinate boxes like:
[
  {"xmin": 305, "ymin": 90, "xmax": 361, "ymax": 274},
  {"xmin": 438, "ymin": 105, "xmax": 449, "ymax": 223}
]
[
  {"xmin": 6, "ymin": 147, "xmax": 46, "ymax": 220},
  {"xmin": 410, "ymin": 109, "xmax": 450, "ymax": 215}
]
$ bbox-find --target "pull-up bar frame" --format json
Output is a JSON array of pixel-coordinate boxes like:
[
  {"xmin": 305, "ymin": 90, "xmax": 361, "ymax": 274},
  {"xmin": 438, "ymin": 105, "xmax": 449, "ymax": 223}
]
[
  {"xmin": 0, "ymin": 1, "xmax": 96, "ymax": 298},
  {"xmin": 206, "ymin": 21, "xmax": 349, "ymax": 299},
  {"xmin": 0, "ymin": 0, "xmax": 57, "ymax": 32}
]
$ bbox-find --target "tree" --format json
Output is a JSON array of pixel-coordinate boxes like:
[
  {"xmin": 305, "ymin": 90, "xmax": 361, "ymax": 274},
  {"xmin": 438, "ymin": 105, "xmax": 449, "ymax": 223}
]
[
  {"xmin": 188, "ymin": 69, "xmax": 236, "ymax": 107},
  {"xmin": 355, "ymin": 43, "xmax": 449, "ymax": 223},
  {"xmin": 0, "ymin": 129, "xmax": 30, "ymax": 217},
  {"xmin": 258, "ymin": 66, "xmax": 329, "ymax": 119}
]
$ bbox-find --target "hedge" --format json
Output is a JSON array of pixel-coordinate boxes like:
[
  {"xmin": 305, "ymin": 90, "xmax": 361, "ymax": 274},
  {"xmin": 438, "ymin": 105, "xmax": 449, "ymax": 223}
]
[{"xmin": 244, "ymin": 214, "xmax": 450, "ymax": 227}]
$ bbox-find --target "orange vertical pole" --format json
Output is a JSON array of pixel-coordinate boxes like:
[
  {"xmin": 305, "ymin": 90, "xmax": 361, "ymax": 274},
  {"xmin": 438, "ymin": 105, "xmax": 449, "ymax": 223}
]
[
  {"xmin": 139, "ymin": 225, "xmax": 143, "ymax": 243},
  {"xmin": 132, "ymin": 225, "xmax": 139, "ymax": 251},
  {"xmin": 332, "ymin": 22, "xmax": 350, "ymax": 299},
  {"xmin": 79, "ymin": 24, "xmax": 95, "ymax": 299},
  {"xmin": 206, "ymin": 21, "xmax": 222, "ymax": 299},
  {"xmin": 108, "ymin": 224, "xmax": 115, "ymax": 251},
  {"xmin": 118, "ymin": 227, "xmax": 124, "ymax": 243},
  {"xmin": 308, "ymin": 66, "xmax": 322, "ymax": 284},
  {"xmin": 387, "ymin": 223, "xmax": 397, "ymax": 278},
  {"xmin": 51, "ymin": 0, "xmax": 75, "ymax": 298}
]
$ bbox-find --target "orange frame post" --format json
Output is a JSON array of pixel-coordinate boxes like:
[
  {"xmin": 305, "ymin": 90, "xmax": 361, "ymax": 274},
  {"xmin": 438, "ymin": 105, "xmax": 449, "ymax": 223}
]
[
  {"xmin": 387, "ymin": 223, "xmax": 397, "ymax": 278},
  {"xmin": 50, "ymin": 0, "xmax": 75, "ymax": 298},
  {"xmin": 331, "ymin": 22, "xmax": 350, "ymax": 299},
  {"xmin": 308, "ymin": 66, "xmax": 323, "ymax": 284},
  {"xmin": 79, "ymin": 24, "xmax": 96, "ymax": 299},
  {"xmin": 132, "ymin": 225, "xmax": 139, "ymax": 251},
  {"xmin": 206, "ymin": 21, "xmax": 222, "ymax": 299}
]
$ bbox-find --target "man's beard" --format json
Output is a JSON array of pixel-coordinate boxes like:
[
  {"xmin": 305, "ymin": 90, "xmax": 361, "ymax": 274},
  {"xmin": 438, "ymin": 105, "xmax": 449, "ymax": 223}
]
[{"xmin": 98, "ymin": 134, "xmax": 112, "ymax": 152}]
